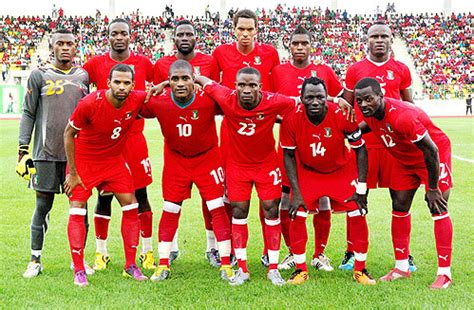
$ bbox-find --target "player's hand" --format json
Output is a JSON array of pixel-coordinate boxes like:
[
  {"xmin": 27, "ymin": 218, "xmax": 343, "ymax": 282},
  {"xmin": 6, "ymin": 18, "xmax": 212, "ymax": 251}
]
[
  {"xmin": 425, "ymin": 188, "xmax": 448, "ymax": 215},
  {"xmin": 336, "ymin": 97, "xmax": 356, "ymax": 122},
  {"xmin": 146, "ymin": 81, "xmax": 169, "ymax": 102},
  {"xmin": 289, "ymin": 193, "xmax": 307, "ymax": 220},
  {"xmin": 16, "ymin": 144, "xmax": 36, "ymax": 180},
  {"xmin": 345, "ymin": 192, "xmax": 368, "ymax": 216},
  {"xmin": 194, "ymin": 83, "xmax": 202, "ymax": 92},
  {"xmin": 64, "ymin": 173, "xmax": 86, "ymax": 197}
]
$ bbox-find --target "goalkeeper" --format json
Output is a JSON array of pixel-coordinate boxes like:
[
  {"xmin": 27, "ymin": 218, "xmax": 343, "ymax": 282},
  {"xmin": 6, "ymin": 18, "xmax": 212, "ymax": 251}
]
[{"xmin": 17, "ymin": 30, "xmax": 90, "ymax": 278}]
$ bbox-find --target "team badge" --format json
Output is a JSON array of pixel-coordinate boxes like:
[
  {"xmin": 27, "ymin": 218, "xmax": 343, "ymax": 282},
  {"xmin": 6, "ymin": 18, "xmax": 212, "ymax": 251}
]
[
  {"xmin": 387, "ymin": 70, "xmax": 394, "ymax": 80},
  {"xmin": 386, "ymin": 123, "xmax": 393, "ymax": 132},
  {"xmin": 254, "ymin": 56, "xmax": 261, "ymax": 65},
  {"xmin": 191, "ymin": 110, "xmax": 199, "ymax": 120},
  {"xmin": 311, "ymin": 70, "xmax": 317, "ymax": 77},
  {"xmin": 324, "ymin": 127, "xmax": 332, "ymax": 138},
  {"xmin": 257, "ymin": 113, "xmax": 264, "ymax": 120},
  {"xmin": 194, "ymin": 66, "xmax": 201, "ymax": 75},
  {"xmin": 124, "ymin": 112, "xmax": 132, "ymax": 120},
  {"xmin": 129, "ymin": 65, "xmax": 135, "ymax": 73}
]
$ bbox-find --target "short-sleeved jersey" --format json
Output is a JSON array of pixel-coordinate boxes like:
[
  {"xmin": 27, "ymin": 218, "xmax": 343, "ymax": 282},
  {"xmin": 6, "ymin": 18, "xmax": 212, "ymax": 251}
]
[
  {"xmin": 140, "ymin": 89, "xmax": 219, "ymax": 157},
  {"xmin": 212, "ymin": 42, "xmax": 280, "ymax": 91},
  {"xmin": 153, "ymin": 52, "xmax": 220, "ymax": 84},
  {"xmin": 281, "ymin": 102, "xmax": 364, "ymax": 173},
  {"xmin": 362, "ymin": 97, "xmax": 450, "ymax": 168},
  {"xmin": 345, "ymin": 56, "xmax": 412, "ymax": 147},
  {"xmin": 83, "ymin": 52, "xmax": 153, "ymax": 133},
  {"xmin": 69, "ymin": 90, "xmax": 147, "ymax": 162},
  {"xmin": 203, "ymin": 82, "xmax": 296, "ymax": 166},
  {"xmin": 19, "ymin": 65, "xmax": 89, "ymax": 161},
  {"xmin": 272, "ymin": 62, "xmax": 343, "ymax": 97}
]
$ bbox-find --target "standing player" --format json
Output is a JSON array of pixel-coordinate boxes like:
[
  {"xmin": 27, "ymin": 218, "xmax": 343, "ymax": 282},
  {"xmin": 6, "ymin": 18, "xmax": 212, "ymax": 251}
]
[
  {"xmin": 272, "ymin": 26, "xmax": 346, "ymax": 271},
  {"xmin": 153, "ymin": 20, "xmax": 221, "ymax": 266},
  {"xmin": 354, "ymin": 78, "xmax": 453, "ymax": 289},
  {"xmin": 18, "ymin": 29, "xmax": 90, "ymax": 278},
  {"xmin": 195, "ymin": 68, "xmax": 296, "ymax": 286},
  {"xmin": 281, "ymin": 77, "xmax": 375, "ymax": 285},
  {"xmin": 141, "ymin": 60, "xmax": 233, "ymax": 282},
  {"xmin": 341, "ymin": 21, "xmax": 415, "ymax": 271},
  {"xmin": 212, "ymin": 9, "xmax": 280, "ymax": 266},
  {"xmin": 64, "ymin": 64, "xmax": 148, "ymax": 287},
  {"xmin": 83, "ymin": 18, "xmax": 155, "ymax": 270}
]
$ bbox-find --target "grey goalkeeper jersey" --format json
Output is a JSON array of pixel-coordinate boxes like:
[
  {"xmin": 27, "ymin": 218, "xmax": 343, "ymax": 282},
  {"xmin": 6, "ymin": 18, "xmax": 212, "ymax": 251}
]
[{"xmin": 19, "ymin": 65, "xmax": 89, "ymax": 161}]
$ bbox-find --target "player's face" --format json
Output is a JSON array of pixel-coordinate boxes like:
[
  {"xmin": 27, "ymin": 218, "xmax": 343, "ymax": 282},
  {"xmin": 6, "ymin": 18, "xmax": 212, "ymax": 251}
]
[
  {"xmin": 236, "ymin": 73, "xmax": 261, "ymax": 108},
  {"xmin": 290, "ymin": 34, "xmax": 311, "ymax": 62},
  {"xmin": 109, "ymin": 22, "xmax": 130, "ymax": 53},
  {"xmin": 108, "ymin": 71, "xmax": 135, "ymax": 101},
  {"xmin": 355, "ymin": 86, "xmax": 383, "ymax": 117},
  {"xmin": 234, "ymin": 18, "xmax": 257, "ymax": 48},
  {"xmin": 169, "ymin": 68, "xmax": 194, "ymax": 101},
  {"xmin": 367, "ymin": 25, "xmax": 392, "ymax": 58},
  {"xmin": 174, "ymin": 25, "xmax": 196, "ymax": 55},
  {"xmin": 301, "ymin": 83, "xmax": 327, "ymax": 118},
  {"xmin": 52, "ymin": 34, "xmax": 76, "ymax": 64}
]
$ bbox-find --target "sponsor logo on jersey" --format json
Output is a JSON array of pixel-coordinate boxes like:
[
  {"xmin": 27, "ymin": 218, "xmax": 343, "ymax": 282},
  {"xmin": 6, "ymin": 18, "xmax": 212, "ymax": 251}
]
[
  {"xmin": 387, "ymin": 70, "xmax": 394, "ymax": 80},
  {"xmin": 386, "ymin": 123, "xmax": 393, "ymax": 132},
  {"xmin": 311, "ymin": 70, "xmax": 317, "ymax": 77},
  {"xmin": 194, "ymin": 66, "xmax": 201, "ymax": 75},
  {"xmin": 324, "ymin": 127, "xmax": 332, "ymax": 138},
  {"xmin": 254, "ymin": 56, "xmax": 261, "ymax": 65},
  {"xmin": 125, "ymin": 112, "xmax": 132, "ymax": 120},
  {"xmin": 256, "ymin": 113, "xmax": 264, "ymax": 120},
  {"xmin": 191, "ymin": 110, "xmax": 199, "ymax": 120}
]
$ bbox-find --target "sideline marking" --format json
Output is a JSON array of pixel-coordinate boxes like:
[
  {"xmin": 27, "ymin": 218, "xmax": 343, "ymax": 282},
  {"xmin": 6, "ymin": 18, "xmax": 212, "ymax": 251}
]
[{"xmin": 452, "ymin": 155, "xmax": 474, "ymax": 163}]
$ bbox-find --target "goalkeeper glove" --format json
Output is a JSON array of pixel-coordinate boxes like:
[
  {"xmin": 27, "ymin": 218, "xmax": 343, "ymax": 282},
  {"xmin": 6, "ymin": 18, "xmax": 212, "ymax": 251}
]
[{"xmin": 16, "ymin": 144, "xmax": 36, "ymax": 180}]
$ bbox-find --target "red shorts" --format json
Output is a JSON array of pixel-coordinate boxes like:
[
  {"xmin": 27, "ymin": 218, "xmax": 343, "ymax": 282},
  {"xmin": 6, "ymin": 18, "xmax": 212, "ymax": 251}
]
[
  {"xmin": 277, "ymin": 144, "xmax": 290, "ymax": 188},
  {"xmin": 219, "ymin": 118, "xmax": 230, "ymax": 170},
  {"xmin": 162, "ymin": 146, "xmax": 225, "ymax": 202},
  {"xmin": 69, "ymin": 157, "xmax": 135, "ymax": 202},
  {"xmin": 389, "ymin": 149, "xmax": 453, "ymax": 192},
  {"xmin": 366, "ymin": 147, "xmax": 394, "ymax": 189},
  {"xmin": 123, "ymin": 131, "xmax": 153, "ymax": 189},
  {"xmin": 226, "ymin": 156, "xmax": 282, "ymax": 202},
  {"xmin": 297, "ymin": 160, "xmax": 359, "ymax": 213}
]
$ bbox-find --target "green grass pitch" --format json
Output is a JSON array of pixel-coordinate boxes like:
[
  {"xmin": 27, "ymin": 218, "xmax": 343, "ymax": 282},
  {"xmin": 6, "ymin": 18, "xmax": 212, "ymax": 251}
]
[{"xmin": 0, "ymin": 118, "xmax": 473, "ymax": 308}]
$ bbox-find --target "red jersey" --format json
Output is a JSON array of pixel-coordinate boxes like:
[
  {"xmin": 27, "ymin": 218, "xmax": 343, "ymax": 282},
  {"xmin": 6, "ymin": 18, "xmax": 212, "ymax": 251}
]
[
  {"xmin": 272, "ymin": 62, "xmax": 343, "ymax": 97},
  {"xmin": 212, "ymin": 42, "xmax": 280, "ymax": 91},
  {"xmin": 69, "ymin": 90, "xmax": 147, "ymax": 161},
  {"xmin": 153, "ymin": 52, "xmax": 220, "ymax": 84},
  {"xmin": 281, "ymin": 102, "xmax": 364, "ymax": 173},
  {"xmin": 345, "ymin": 57, "xmax": 412, "ymax": 148},
  {"xmin": 83, "ymin": 52, "xmax": 154, "ymax": 133},
  {"xmin": 362, "ymin": 97, "xmax": 450, "ymax": 168},
  {"xmin": 203, "ymin": 82, "xmax": 296, "ymax": 166},
  {"xmin": 139, "ymin": 89, "xmax": 219, "ymax": 157}
]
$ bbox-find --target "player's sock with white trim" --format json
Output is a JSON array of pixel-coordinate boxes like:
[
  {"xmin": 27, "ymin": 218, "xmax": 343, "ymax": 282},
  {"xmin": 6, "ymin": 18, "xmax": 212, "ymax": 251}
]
[
  {"xmin": 138, "ymin": 211, "xmax": 153, "ymax": 252},
  {"xmin": 232, "ymin": 217, "xmax": 249, "ymax": 273},
  {"xmin": 313, "ymin": 210, "xmax": 331, "ymax": 257},
  {"xmin": 265, "ymin": 218, "xmax": 281, "ymax": 270},
  {"xmin": 347, "ymin": 210, "xmax": 369, "ymax": 271},
  {"xmin": 94, "ymin": 213, "xmax": 110, "ymax": 255},
  {"xmin": 68, "ymin": 208, "xmax": 87, "ymax": 273},
  {"xmin": 433, "ymin": 212, "xmax": 453, "ymax": 278},
  {"xmin": 391, "ymin": 211, "xmax": 411, "ymax": 271},
  {"xmin": 121, "ymin": 203, "xmax": 140, "ymax": 268},
  {"xmin": 159, "ymin": 202, "xmax": 182, "ymax": 266},
  {"xmin": 290, "ymin": 212, "xmax": 308, "ymax": 271},
  {"xmin": 207, "ymin": 198, "xmax": 231, "ymax": 265}
]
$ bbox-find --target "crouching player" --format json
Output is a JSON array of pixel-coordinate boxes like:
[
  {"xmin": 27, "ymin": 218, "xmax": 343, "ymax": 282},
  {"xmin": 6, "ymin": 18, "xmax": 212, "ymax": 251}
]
[
  {"xmin": 63, "ymin": 64, "xmax": 148, "ymax": 286},
  {"xmin": 281, "ymin": 77, "xmax": 376, "ymax": 285},
  {"xmin": 140, "ymin": 60, "xmax": 233, "ymax": 282}
]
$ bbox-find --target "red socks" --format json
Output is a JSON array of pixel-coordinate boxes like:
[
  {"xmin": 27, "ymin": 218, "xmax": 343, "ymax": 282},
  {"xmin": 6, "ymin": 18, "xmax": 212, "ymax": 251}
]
[
  {"xmin": 290, "ymin": 212, "xmax": 308, "ymax": 271},
  {"xmin": 202, "ymin": 199, "xmax": 213, "ymax": 230},
  {"xmin": 158, "ymin": 202, "xmax": 182, "ymax": 267},
  {"xmin": 232, "ymin": 217, "xmax": 249, "ymax": 273},
  {"xmin": 347, "ymin": 210, "xmax": 369, "ymax": 271},
  {"xmin": 94, "ymin": 214, "xmax": 110, "ymax": 241},
  {"xmin": 121, "ymin": 204, "xmax": 140, "ymax": 268},
  {"xmin": 264, "ymin": 218, "xmax": 281, "ymax": 270},
  {"xmin": 259, "ymin": 202, "xmax": 267, "ymax": 255},
  {"xmin": 68, "ymin": 208, "xmax": 87, "ymax": 273},
  {"xmin": 313, "ymin": 210, "xmax": 331, "ymax": 257},
  {"xmin": 280, "ymin": 208, "xmax": 291, "ymax": 250},
  {"xmin": 346, "ymin": 213, "xmax": 354, "ymax": 253},
  {"xmin": 138, "ymin": 211, "xmax": 153, "ymax": 239},
  {"xmin": 433, "ymin": 212, "xmax": 453, "ymax": 268},
  {"xmin": 391, "ymin": 211, "xmax": 411, "ymax": 260}
]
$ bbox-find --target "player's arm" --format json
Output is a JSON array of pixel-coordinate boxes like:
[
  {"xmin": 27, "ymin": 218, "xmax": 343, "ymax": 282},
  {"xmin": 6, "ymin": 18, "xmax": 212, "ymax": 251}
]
[
  {"xmin": 283, "ymin": 148, "xmax": 306, "ymax": 219},
  {"xmin": 400, "ymin": 88, "xmax": 414, "ymax": 103},
  {"xmin": 146, "ymin": 80, "xmax": 169, "ymax": 102},
  {"xmin": 358, "ymin": 120, "xmax": 371, "ymax": 134},
  {"xmin": 194, "ymin": 75, "xmax": 230, "ymax": 109},
  {"xmin": 63, "ymin": 123, "xmax": 86, "ymax": 197},
  {"xmin": 337, "ymin": 89, "xmax": 355, "ymax": 122},
  {"xmin": 414, "ymin": 134, "xmax": 447, "ymax": 215}
]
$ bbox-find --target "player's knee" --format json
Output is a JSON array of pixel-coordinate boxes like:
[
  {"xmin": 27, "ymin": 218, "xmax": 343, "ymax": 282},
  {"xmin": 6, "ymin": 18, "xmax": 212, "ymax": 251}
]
[
  {"xmin": 232, "ymin": 205, "xmax": 248, "ymax": 219},
  {"xmin": 70, "ymin": 201, "xmax": 87, "ymax": 209},
  {"xmin": 34, "ymin": 191, "xmax": 54, "ymax": 218},
  {"xmin": 318, "ymin": 196, "xmax": 331, "ymax": 211},
  {"xmin": 135, "ymin": 187, "xmax": 151, "ymax": 213},
  {"xmin": 95, "ymin": 194, "xmax": 113, "ymax": 216},
  {"xmin": 391, "ymin": 200, "xmax": 411, "ymax": 213}
]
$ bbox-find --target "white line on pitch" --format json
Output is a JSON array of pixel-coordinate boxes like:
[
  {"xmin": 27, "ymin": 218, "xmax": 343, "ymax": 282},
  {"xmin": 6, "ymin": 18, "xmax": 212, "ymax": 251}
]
[{"xmin": 452, "ymin": 155, "xmax": 474, "ymax": 163}]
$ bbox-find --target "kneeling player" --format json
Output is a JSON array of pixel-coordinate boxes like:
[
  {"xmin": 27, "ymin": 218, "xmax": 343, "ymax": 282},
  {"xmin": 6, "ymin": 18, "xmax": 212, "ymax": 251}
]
[
  {"xmin": 281, "ymin": 77, "xmax": 376, "ymax": 285},
  {"xmin": 140, "ymin": 60, "xmax": 233, "ymax": 282},
  {"xmin": 64, "ymin": 64, "xmax": 148, "ymax": 286},
  {"xmin": 354, "ymin": 78, "xmax": 453, "ymax": 289}
]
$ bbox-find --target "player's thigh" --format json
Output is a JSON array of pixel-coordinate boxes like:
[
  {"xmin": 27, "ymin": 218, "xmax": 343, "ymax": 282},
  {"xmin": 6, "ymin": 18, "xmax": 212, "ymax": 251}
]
[
  {"xmin": 255, "ymin": 160, "xmax": 282, "ymax": 201},
  {"xmin": 30, "ymin": 161, "xmax": 66, "ymax": 194},
  {"xmin": 226, "ymin": 164, "xmax": 253, "ymax": 202},
  {"xmin": 123, "ymin": 132, "xmax": 153, "ymax": 189}
]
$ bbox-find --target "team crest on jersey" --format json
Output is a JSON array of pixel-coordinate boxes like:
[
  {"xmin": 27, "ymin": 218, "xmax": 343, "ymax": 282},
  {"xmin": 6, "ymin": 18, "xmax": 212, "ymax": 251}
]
[
  {"xmin": 254, "ymin": 56, "xmax": 261, "ymax": 65},
  {"xmin": 311, "ymin": 70, "xmax": 317, "ymax": 77},
  {"xmin": 125, "ymin": 112, "xmax": 132, "ymax": 120},
  {"xmin": 257, "ymin": 113, "xmax": 265, "ymax": 120},
  {"xmin": 324, "ymin": 127, "xmax": 332, "ymax": 138},
  {"xmin": 194, "ymin": 66, "xmax": 201, "ymax": 75},
  {"xmin": 191, "ymin": 110, "xmax": 199, "ymax": 120},
  {"xmin": 387, "ymin": 70, "xmax": 394, "ymax": 80},
  {"xmin": 386, "ymin": 123, "xmax": 393, "ymax": 132}
]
